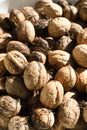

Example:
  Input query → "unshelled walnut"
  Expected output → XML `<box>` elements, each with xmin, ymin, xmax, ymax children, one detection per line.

<box><xmin>43</xmin><ymin>3</ymin><xmax>63</xmax><ymax>18</ymax></box>
<box><xmin>72</xmin><ymin>44</ymin><xmax>87</xmax><ymax>67</ymax></box>
<box><xmin>7</xmin><ymin>40</ymin><xmax>30</xmax><ymax>58</ymax></box>
<box><xmin>5</xmin><ymin>75</ymin><xmax>32</xmax><ymax>99</ymax></box>
<box><xmin>54</xmin><ymin>65</ymin><xmax>76</xmax><ymax>92</ymax></box>
<box><xmin>57</xmin><ymin>98</ymin><xmax>80</xmax><ymax>129</ymax></box>
<box><xmin>77</xmin><ymin>28</ymin><xmax>87</xmax><ymax>44</ymax></box>
<box><xmin>0</xmin><ymin>95</ymin><xmax>21</xmax><ymax>118</ymax></box>
<box><xmin>40</xmin><ymin>80</ymin><xmax>64</xmax><ymax>109</ymax></box>
<box><xmin>16</xmin><ymin>20</ymin><xmax>35</xmax><ymax>43</ymax></box>
<box><xmin>30</xmin><ymin>107</ymin><xmax>55</xmax><ymax>129</ymax></box>
<box><xmin>48</xmin><ymin>17</ymin><xmax>71</xmax><ymax>38</ymax></box>
<box><xmin>4</xmin><ymin>50</ymin><xmax>28</xmax><ymax>74</ymax></box>
<box><xmin>48</xmin><ymin>50</ymin><xmax>71</xmax><ymax>69</ymax></box>
<box><xmin>24</xmin><ymin>61</ymin><xmax>50</xmax><ymax>91</ymax></box>
<box><xmin>20</xmin><ymin>6</ymin><xmax>39</xmax><ymax>24</ymax></box>
<box><xmin>0</xmin><ymin>114</ymin><xmax>10</xmax><ymax>129</ymax></box>
<box><xmin>9</xmin><ymin>9</ymin><xmax>25</xmax><ymax>26</ymax></box>
<box><xmin>8</xmin><ymin>116</ymin><xmax>30</xmax><ymax>130</ymax></box>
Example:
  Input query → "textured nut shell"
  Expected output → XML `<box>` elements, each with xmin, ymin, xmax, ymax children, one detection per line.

<box><xmin>16</xmin><ymin>20</ymin><xmax>35</xmax><ymax>43</ymax></box>
<box><xmin>58</xmin><ymin>98</ymin><xmax>80</xmax><ymax>129</ymax></box>
<box><xmin>77</xmin><ymin>28</ymin><xmax>87</xmax><ymax>44</ymax></box>
<box><xmin>31</xmin><ymin>107</ymin><xmax>55</xmax><ymax>129</ymax></box>
<box><xmin>72</xmin><ymin>44</ymin><xmax>87</xmax><ymax>67</ymax></box>
<box><xmin>75</xmin><ymin>67</ymin><xmax>87</xmax><ymax>92</ymax></box>
<box><xmin>8</xmin><ymin>116</ymin><xmax>29</xmax><ymax>130</ymax></box>
<box><xmin>0</xmin><ymin>114</ymin><xmax>10</xmax><ymax>129</ymax></box>
<box><xmin>54</xmin><ymin>65</ymin><xmax>76</xmax><ymax>92</ymax></box>
<box><xmin>0</xmin><ymin>96</ymin><xmax>21</xmax><ymax>118</ymax></box>
<box><xmin>79</xmin><ymin>6</ymin><xmax>87</xmax><ymax>22</ymax></box>
<box><xmin>4</xmin><ymin>50</ymin><xmax>28</xmax><ymax>74</ymax></box>
<box><xmin>48</xmin><ymin>17</ymin><xmax>71</xmax><ymax>38</ymax></box>
<box><xmin>43</xmin><ymin>3</ymin><xmax>63</xmax><ymax>18</ymax></box>
<box><xmin>24</xmin><ymin>61</ymin><xmax>49</xmax><ymax>91</ymax></box>
<box><xmin>48</xmin><ymin>50</ymin><xmax>70</xmax><ymax>68</ymax></box>
<box><xmin>40</xmin><ymin>80</ymin><xmax>64</xmax><ymax>109</ymax></box>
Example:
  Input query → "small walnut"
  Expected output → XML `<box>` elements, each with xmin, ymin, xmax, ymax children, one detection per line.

<box><xmin>4</xmin><ymin>50</ymin><xmax>28</xmax><ymax>74</ymax></box>
<box><xmin>48</xmin><ymin>17</ymin><xmax>71</xmax><ymax>38</ymax></box>
<box><xmin>77</xmin><ymin>28</ymin><xmax>87</xmax><ymax>44</ymax></box>
<box><xmin>54</xmin><ymin>65</ymin><xmax>76</xmax><ymax>92</ymax></box>
<box><xmin>0</xmin><ymin>95</ymin><xmax>21</xmax><ymax>118</ymax></box>
<box><xmin>72</xmin><ymin>44</ymin><xmax>87</xmax><ymax>67</ymax></box>
<box><xmin>16</xmin><ymin>20</ymin><xmax>35</xmax><ymax>43</ymax></box>
<box><xmin>48</xmin><ymin>50</ymin><xmax>71</xmax><ymax>69</ymax></box>
<box><xmin>43</xmin><ymin>3</ymin><xmax>63</xmax><ymax>18</ymax></box>
<box><xmin>30</xmin><ymin>107</ymin><xmax>55</xmax><ymax>129</ymax></box>
<box><xmin>7</xmin><ymin>40</ymin><xmax>30</xmax><ymax>58</ymax></box>
<box><xmin>40</xmin><ymin>80</ymin><xmax>64</xmax><ymax>109</ymax></box>
<box><xmin>5</xmin><ymin>75</ymin><xmax>32</xmax><ymax>99</ymax></box>
<box><xmin>8</xmin><ymin>116</ymin><xmax>29</xmax><ymax>130</ymax></box>
<box><xmin>75</xmin><ymin>67</ymin><xmax>87</xmax><ymax>92</ymax></box>
<box><xmin>24</xmin><ymin>61</ymin><xmax>50</xmax><ymax>91</ymax></box>
<box><xmin>0</xmin><ymin>114</ymin><xmax>10</xmax><ymax>129</ymax></box>
<box><xmin>20</xmin><ymin>6</ymin><xmax>39</xmax><ymax>25</ymax></box>
<box><xmin>9</xmin><ymin>9</ymin><xmax>25</xmax><ymax>26</ymax></box>
<box><xmin>57</xmin><ymin>98</ymin><xmax>80</xmax><ymax>129</ymax></box>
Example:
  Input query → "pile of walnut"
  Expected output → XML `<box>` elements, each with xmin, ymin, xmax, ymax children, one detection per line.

<box><xmin>0</xmin><ymin>0</ymin><xmax>87</xmax><ymax>130</ymax></box>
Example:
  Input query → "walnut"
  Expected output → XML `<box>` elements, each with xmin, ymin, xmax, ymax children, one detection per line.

<box><xmin>72</xmin><ymin>44</ymin><xmax>87</xmax><ymax>67</ymax></box>
<box><xmin>23</xmin><ymin>61</ymin><xmax>51</xmax><ymax>91</ymax></box>
<box><xmin>48</xmin><ymin>17</ymin><xmax>71</xmax><ymax>38</ymax></box>
<box><xmin>16</xmin><ymin>20</ymin><xmax>35</xmax><ymax>43</ymax></box>
<box><xmin>54</xmin><ymin>65</ymin><xmax>76</xmax><ymax>92</ymax></box>
<box><xmin>40</xmin><ymin>80</ymin><xmax>64</xmax><ymax>109</ymax></box>
<box><xmin>4</xmin><ymin>50</ymin><xmax>28</xmax><ymax>74</ymax></box>
<box><xmin>30</xmin><ymin>107</ymin><xmax>55</xmax><ymax>129</ymax></box>
<box><xmin>0</xmin><ymin>95</ymin><xmax>21</xmax><ymax>118</ymax></box>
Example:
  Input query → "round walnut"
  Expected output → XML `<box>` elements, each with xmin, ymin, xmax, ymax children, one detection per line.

<box><xmin>9</xmin><ymin>9</ymin><xmax>25</xmax><ymax>26</ymax></box>
<box><xmin>7</xmin><ymin>40</ymin><xmax>30</xmax><ymax>58</ymax></box>
<box><xmin>43</xmin><ymin>3</ymin><xmax>63</xmax><ymax>18</ymax></box>
<box><xmin>30</xmin><ymin>107</ymin><xmax>55</xmax><ymax>129</ymax></box>
<box><xmin>57</xmin><ymin>98</ymin><xmax>80</xmax><ymax>129</ymax></box>
<box><xmin>16</xmin><ymin>20</ymin><xmax>35</xmax><ymax>43</ymax></box>
<box><xmin>8</xmin><ymin>116</ymin><xmax>29</xmax><ymax>130</ymax></box>
<box><xmin>54</xmin><ymin>65</ymin><xmax>76</xmax><ymax>92</ymax></box>
<box><xmin>48</xmin><ymin>50</ymin><xmax>71</xmax><ymax>69</ymax></box>
<box><xmin>40</xmin><ymin>80</ymin><xmax>64</xmax><ymax>109</ymax></box>
<box><xmin>5</xmin><ymin>75</ymin><xmax>32</xmax><ymax>99</ymax></box>
<box><xmin>77</xmin><ymin>28</ymin><xmax>87</xmax><ymax>44</ymax></box>
<box><xmin>75</xmin><ymin>67</ymin><xmax>87</xmax><ymax>93</ymax></box>
<box><xmin>4</xmin><ymin>50</ymin><xmax>28</xmax><ymax>74</ymax></box>
<box><xmin>72</xmin><ymin>44</ymin><xmax>87</xmax><ymax>67</ymax></box>
<box><xmin>24</xmin><ymin>61</ymin><xmax>50</xmax><ymax>91</ymax></box>
<box><xmin>20</xmin><ymin>6</ymin><xmax>39</xmax><ymax>24</ymax></box>
<box><xmin>0</xmin><ymin>114</ymin><xmax>10</xmax><ymax>129</ymax></box>
<box><xmin>63</xmin><ymin>5</ymin><xmax>78</xmax><ymax>21</ymax></box>
<box><xmin>48</xmin><ymin>17</ymin><xmax>71</xmax><ymax>38</ymax></box>
<box><xmin>0</xmin><ymin>95</ymin><xmax>21</xmax><ymax>118</ymax></box>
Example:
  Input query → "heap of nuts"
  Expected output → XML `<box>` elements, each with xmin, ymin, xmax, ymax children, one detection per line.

<box><xmin>0</xmin><ymin>0</ymin><xmax>87</xmax><ymax>130</ymax></box>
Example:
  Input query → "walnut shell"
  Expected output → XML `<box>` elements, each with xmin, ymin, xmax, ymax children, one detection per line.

<box><xmin>7</xmin><ymin>40</ymin><xmax>30</xmax><ymax>58</ymax></box>
<box><xmin>54</xmin><ymin>65</ymin><xmax>76</xmax><ymax>92</ymax></box>
<box><xmin>5</xmin><ymin>75</ymin><xmax>32</xmax><ymax>99</ymax></box>
<box><xmin>20</xmin><ymin>6</ymin><xmax>39</xmax><ymax>24</ymax></box>
<box><xmin>24</xmin><ymin>61</ymin><xmax>50</xmax><ymax>91</ymax></box>
<box><xmin>40</xmin><ymin>80</ymin><xmax>64</xmax><ymax>109</ymax></box>
<box><xmin>0</xmin><ymin>95</ymin><xmax>21</xmax><ymax>118</ymax></box>
<box><xmin>10</xmin><ymin>9</ymin><xmax>25</xmax><ymax>26</ymax></box>
<box><xmin>57</xmin><ymin>98</ymin><xmax>80</xmax><ymax>129</ymax></box>
<box><xmin>31</xmin><ymin>107</ymin><xmax>55</xmax><ymax>129</ymax></box>
<box><xmin>43</xmin><ymin>3</ymin><xmax>63</xmax><ymax>18</ymax></box>
<box><xmin>4</xmin><ymin>50</ymin><xmax>28</xmax><ymax>74</ymax></box>
<box><xmin>48</xmin><ymin>17</ymin><xmax>71</xmax><ymax>38</ymax></box>
<box><xmin>72</xmin><ymin>44</ymin><xmax>87</xmax><ymax>67</ymax></box>
<box><xmin>48</xmin><ymin>50</ymin><xmax>71</xmax><ymax>69</ymax></box>
<box><xmin>8</xmin><ymin>116</ymin><xmax>29</xmax><ymax>130</ymax></box>
<box><xmin>16</xmin><ymin>20</ymin><xmax>35</xmax><ymax>43</ymax></box>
